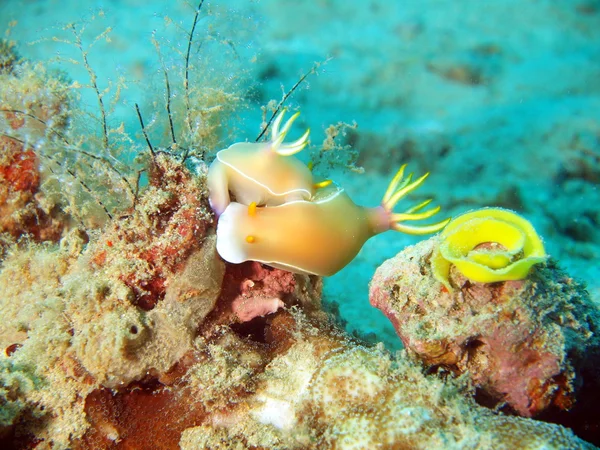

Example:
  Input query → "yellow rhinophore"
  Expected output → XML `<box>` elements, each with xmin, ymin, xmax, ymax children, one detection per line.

<box><xmin>207</xmin><ymin>109</ymin><xmax>312</xmax><ymax>215</ymax></box>
<box><xmin>216</xmin><ymin>165</ymin><xmax>450</xmax><ymax>276</ymax></box>
<box><xmin>431</xmin><ymin>208</ymin><xmax>547</xmax><ymax>291</ymax></box>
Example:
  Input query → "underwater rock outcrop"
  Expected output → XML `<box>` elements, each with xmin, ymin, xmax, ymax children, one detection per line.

<box><xmin>0</xmin><ymin>152</ymin><xmax>596</xmax><ymax>449</ymax></box>
<box><xmin>370</xmin><ymin>235</ymin><xmax>600</xmax><ymax>441</ymax></box>
<box><xmin>0</xmin><ymin>44</ymin><xmax>71</xmax><ymax>246</ymax></box>
<box><xmin>0</xmin><ymin>154</ymin><xmax>223</xmax><ymax>444</ymax></box>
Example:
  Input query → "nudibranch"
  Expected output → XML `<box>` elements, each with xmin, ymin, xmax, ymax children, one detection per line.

<box><xmin>431</xmin><ymin>207</ymin><xmax>547</xmax><ymax>291</ymax></box>
<box><xmin>216</xmin><ymin>165</ymin><xmax>450</xmax><ymax>276</ymax></box>
<box><xmin>208</xmin><ymin>110</ymin><xmax>312</xmax><ymax>215</ymax></box>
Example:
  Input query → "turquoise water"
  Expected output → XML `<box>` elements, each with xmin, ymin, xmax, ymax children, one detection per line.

<box><xmin>1</xmin><ymin>0</ymin><xmax>598</xmax><ymax>350</ymax></box>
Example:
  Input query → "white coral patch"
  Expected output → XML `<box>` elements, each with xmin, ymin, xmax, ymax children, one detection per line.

<box><xmin>252</xmin><ymin>396</ymin><xmax>295</xmax><ymax>430</ymax></box>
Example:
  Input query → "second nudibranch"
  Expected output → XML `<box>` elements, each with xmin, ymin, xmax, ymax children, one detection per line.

<box><xmin>217</xmin><ymin>165</ymin><xmax>450</xmax><ymax>276</ymax></box>
<box><xmin>208</xmin><ymin>110</ymin><xmax>312</xmax><ymax>216</ymax></box>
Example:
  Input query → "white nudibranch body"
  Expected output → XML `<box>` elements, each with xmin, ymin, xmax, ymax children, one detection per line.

<box><xmin>217</xmin><ymin>184</ymin><xmax>377</xmax><ymax>276</ymax></box>
<box><xmin>216</xmin><ymin>168</ymin><xmax>450</xmax><ymax>277</ymax></box>
<box><xmin>208</xmin><ymin>110</ymin><xmax>312</xmax><ymax>216</ymax></box>
<box><xmin>209</xmin><ymin>110</ymin><xmax>449</xmax><ymax>277</ymax></box>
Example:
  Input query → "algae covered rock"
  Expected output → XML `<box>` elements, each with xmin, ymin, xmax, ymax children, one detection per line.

<box><xmin>0</xmin><ymin>39</ymin><xmax>19</xmax><ymax>73</ymax></box>
<box><xmin>177</xmin><ymin>309</ymin><xmax>594</xmax><ymax>450</ymax></box>
<box><xmin>370</xmin><ymin>236</ymin><xmax>600</xmax><ymax>440</ymax></box>
<box><xmin>2</xmin><ymin>209</ymin><xmax>595</xmax><ymax>448</ymax></box>
<box><xmin>0</xmin><ymin>358</ymin><xmax>43</xmax><ymax>442</ymax></box>
<box><xmin>0</xmin><ymin>49</ymin><xmax>72</xmax><ymax>244</ymax></box>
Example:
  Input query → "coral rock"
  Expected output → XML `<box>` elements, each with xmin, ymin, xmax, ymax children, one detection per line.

<box><xmin>0</xmin><ymin>135</ymin><xmax>64</xmax><ymax>243</ymax></box>
<box><xmin>370</xmin><ymin>237</ymin><xmax>600</xmax><ymax>425</ymax></box>
<box><xmin>0</xmin><ymin>53</ymin><xmax>72</xmax><ymax>244</ymax></box>
<box><xmin>89</xmin><ymin>154</ymin><xmax>212</xmax><ymax>311</ymax></box>
<box><xmin>232</xmin><ymin>296</ymin><xmax>285</xmax><ymax>323</ymax></box>
<box><xmin>207</xmin><ymin>260</ymin><xmax>322</xmax><ymax>329</ymax></box>
<box><xmin>0</xmin><ymin>221</ymin><xmax>596</xmax><ymax>448</ymax></box>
